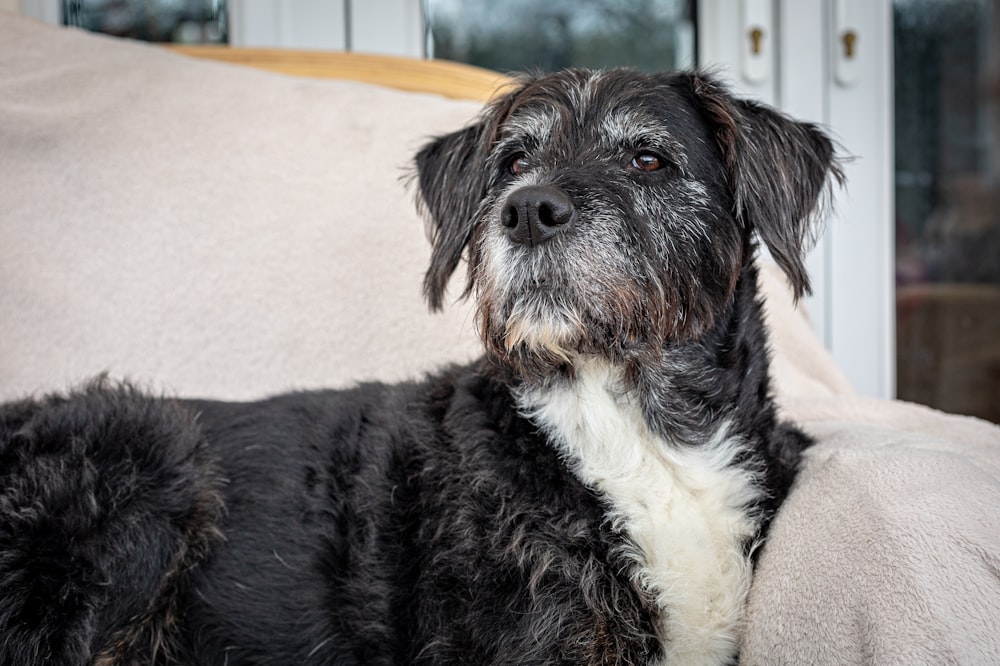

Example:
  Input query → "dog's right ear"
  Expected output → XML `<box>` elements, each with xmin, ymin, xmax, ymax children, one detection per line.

<box><xmin>415</xmin><ymin>122</ymin><xmax>491</xmax><ymax>311</ymax></box>
<box><xmin>683</xmin><ymin>71</ymin><xmax>842</xmax><ymax>300</ymax></box>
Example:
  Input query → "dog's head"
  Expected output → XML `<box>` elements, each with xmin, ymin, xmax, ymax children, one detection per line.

<box><xmin>415</xmin><ymin>69</ymin><xmax>840</xmax><ymax>372</ymax></box>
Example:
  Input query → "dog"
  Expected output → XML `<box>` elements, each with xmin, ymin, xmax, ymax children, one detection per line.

<box><xmin>0</xmin><ymin>68</ymin><xmax>839</xmax><ymax>665</ymax></box>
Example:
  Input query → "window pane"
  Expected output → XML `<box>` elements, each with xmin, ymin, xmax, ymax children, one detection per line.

<box><xmin>894</xmin><ymin>0</ymin><xmax>1000</xmax><ymax>423</ymax></box>
<box><xmin>424</xmin><ymin>0</ymin><xmax>695</xmax><ymax>73</ymax></box>
<box><xmin>63</xmin><ymin>0</ymin><xmax>228</xmax><ymax>44</ymax></box>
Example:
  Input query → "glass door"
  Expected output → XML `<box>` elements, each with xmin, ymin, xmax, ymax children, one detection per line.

<box><xmin>62</xmin><ymin>0</ymin><xmax>228</xmax><ymax>43</ymax></box>
<box><xmin>423</xmin><ymin>0</ymin><xmax>696</xmax><ymax>73</ymax></box>
<box><xmin>894</xmin><ymin>0</ymin><xmax>1000</xmax><ymax>423</ymax></box>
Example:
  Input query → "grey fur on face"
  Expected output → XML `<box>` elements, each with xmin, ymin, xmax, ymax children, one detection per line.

<box><xmin>418</xmin><ymin>68</ymin><xmax>841</xmax><ymax>383</ymax></box>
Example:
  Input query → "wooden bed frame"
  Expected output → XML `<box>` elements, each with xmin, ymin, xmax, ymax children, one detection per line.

<box><xmin>166</xmin><ymin>46</ymin><xmax>512</xmax><ymax>102</ymax></box>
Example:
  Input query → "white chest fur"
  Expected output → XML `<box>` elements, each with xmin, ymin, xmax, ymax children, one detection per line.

<box><xmin>516</xmin><ymin>360</ymin><xmax>763</xmax><ymax>666</ymax></box>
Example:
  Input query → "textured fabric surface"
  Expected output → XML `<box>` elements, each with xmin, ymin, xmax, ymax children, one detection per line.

<box><xmin>2</xmin><ymin>13</ymin><xmax>999</xmax><ymax>664</ymax></box>
<box><xmin>0</xmin><ymin>13</ymin><xmax>481</xmax><ymax>400</ymax></box>
<box><xmin>750</xmin><ymin>266</ymin><xmax>1000</xmax><ymax>664</ymax></box>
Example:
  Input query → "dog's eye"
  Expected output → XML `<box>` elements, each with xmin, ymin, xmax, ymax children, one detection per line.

<box><xmin>509</xmin><ymin>153</ymin><xmax>530</xmax><ymax>176</ymax></box>
<box><xmin>630</xmin><ymin>152</ymin><xmax>665</xmax><ymax>172</ymax></box>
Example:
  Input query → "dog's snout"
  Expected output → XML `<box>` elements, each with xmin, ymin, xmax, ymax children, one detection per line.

<box><xmin>501</xmin><ymin>186</ymin><xmax>576</xmax><ymax>247</ymax></box>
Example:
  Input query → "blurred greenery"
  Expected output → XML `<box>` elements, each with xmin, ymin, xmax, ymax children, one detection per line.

<box><xmin>425</xmin><ymin>0</ymin><xmax>694</xmax><ymax>74</ymax></box>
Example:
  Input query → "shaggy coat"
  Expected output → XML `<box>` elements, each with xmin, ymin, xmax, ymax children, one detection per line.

<box><xmin>0</xmin><ymin>69</ymin><xmax>839</xmax><ymax>665</ymax></box>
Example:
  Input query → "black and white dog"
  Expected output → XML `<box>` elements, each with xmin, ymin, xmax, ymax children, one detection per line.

<box><xmin>0</xmin><ymin>69</ymin><xmax>839</xmax><ymax>665</ymax></box>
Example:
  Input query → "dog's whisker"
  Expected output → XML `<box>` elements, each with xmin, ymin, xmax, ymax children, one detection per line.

<box><xmin>305</xmin><ymin>636</ymin><xmax>333</xmax><ymax>658</ymax></box>
<box><xmin>272</xmin><ymin>550</ymin><xmax>295</xmax><ymax>571</ymax></box>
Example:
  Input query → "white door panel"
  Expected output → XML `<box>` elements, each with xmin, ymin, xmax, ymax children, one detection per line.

<box><xmin>826</xmin><ymin>0</ymin><xmax>894</xmax><ymax>398</ymax></box>
<box><xmin>700</xmin><ymin>0</ymin><xmax>894</xmax><ymax>398</ymax></box>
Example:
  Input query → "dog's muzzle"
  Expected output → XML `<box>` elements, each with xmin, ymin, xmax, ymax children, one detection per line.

<box><xmin>501</xmin><ymin>185</ymin><xmax>577</xmax><ymax>247</ymax></box>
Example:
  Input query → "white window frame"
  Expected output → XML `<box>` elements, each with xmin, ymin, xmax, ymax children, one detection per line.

<box><xmin>700</xmin><ymin>0</ymin><xmax>895</xmax><ymax>399</ymax></box>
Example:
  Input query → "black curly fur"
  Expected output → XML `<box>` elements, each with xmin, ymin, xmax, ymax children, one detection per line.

<box><xmin>0</xmin><ymin>380</ymin><xmax>222</xmax><ymax>666</ymax></box>
<box><xmin>0</xmin><ymin>68</ymin><xmax>838</xmax><ymax>665</ymax></box>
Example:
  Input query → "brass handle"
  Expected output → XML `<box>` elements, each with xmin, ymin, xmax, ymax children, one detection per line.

<box><xmin>842</xmin><ymin>30</ymin><xmax>858</xmax><ymax>58</ymax></box>
<box><xmin>749</xmin><ymin>27</ymin><xmax>765</xmax><ymax>55</ymax></box>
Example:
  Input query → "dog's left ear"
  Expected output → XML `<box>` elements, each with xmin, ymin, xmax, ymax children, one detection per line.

<box><xmin>685</xmin><ymin>73</ymin><xmax>842</xmax><ymax>299</ymax></box>
<box><xmin>414</xmin><ymin>122</ymin><xmax>491</xmax><ymax>311</ymax></box>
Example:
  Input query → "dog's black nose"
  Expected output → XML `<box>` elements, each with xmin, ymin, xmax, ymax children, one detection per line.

<box><xmin>501</xmin><ymin>186</ymin><xmax>576</xmax><ymax>247</ymax></box>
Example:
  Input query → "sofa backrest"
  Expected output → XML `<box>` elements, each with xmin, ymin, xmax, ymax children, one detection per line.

<box><xmin>1</xmin><ymin>15</ymin><xmax>483</xmax><ymax>400</ymax></box>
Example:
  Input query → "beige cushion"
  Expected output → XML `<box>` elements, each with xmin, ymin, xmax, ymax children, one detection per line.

<box><xmin>1</xmin><ymin>14</ymin><xmax>480</xmax><ymax>400</ymax></box>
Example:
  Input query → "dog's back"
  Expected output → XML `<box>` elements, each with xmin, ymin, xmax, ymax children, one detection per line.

<box><xmin>1</xmin><ymin>368</ymin><xmax>663</xmax><ymax>665</ymax></box>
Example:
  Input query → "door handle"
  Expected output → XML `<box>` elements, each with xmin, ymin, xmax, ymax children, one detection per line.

<box><xmin>834</xmin><ymin>0</ymin><xmax>860</xmax><ymax>85</ymax></box>
<box><xmin>842</xmin><ymin>30</ymin><xmax>858</xmax><ymax>58</ymax></box>
<box><xmin>741</xmin><ymin>0</ymin><xmax>771</xmax><ymax>84</ymax></box>
<box><xmin>749</xmin><ymin>26</ymin><xmax>765</xmax><ymax>55</ymax></box>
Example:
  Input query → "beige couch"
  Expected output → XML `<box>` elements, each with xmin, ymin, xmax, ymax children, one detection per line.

<box><xmin>3</xmin><ymin>13</ymin><xmax>999</xmax><ymax>664</ymax></box>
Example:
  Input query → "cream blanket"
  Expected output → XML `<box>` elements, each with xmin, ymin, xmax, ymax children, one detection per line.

<box><xmin>2</xmin><ymin>13</ymin><xmax>998</xmax><ymax>663</ymax></box>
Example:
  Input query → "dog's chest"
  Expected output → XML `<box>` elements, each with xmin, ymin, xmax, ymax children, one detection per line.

<box><xmin>517</xmin><ymin>362</ymin><xmax>762</xmax><ymax>666</ymax></box>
